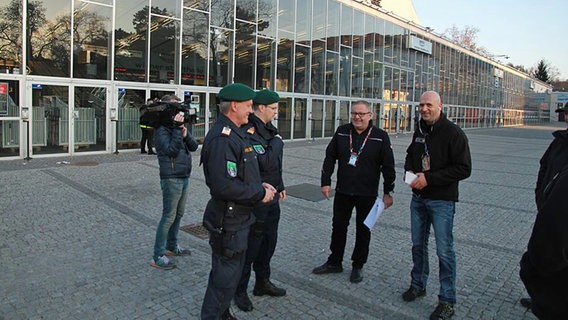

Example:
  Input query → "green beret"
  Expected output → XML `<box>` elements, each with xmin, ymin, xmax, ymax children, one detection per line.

<box><xmin>254</xmin><ymin>89</ymin><xmax>280</xmax><ymax>105</ymax></box>
<box><xmin>218</xmin><ymin>83</ymin><xmax>256</xmax><ymax>102</ymax></box>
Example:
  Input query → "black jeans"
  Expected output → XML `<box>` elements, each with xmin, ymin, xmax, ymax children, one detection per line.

<box><xmin>327</xmin><ymin>192</ymin><xmax>375</xmax><ymax>269</ymax></box>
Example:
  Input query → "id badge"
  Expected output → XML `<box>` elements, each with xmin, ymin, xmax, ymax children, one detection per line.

<box><xmin>348</xmin><ymin>153</ymin><xmax>359</xmax><ymax>167</ymax></box>
<box><xmin>421</xmin><ymin>154</ymin><xmax>430</xmax><ymax>171</ymax></box>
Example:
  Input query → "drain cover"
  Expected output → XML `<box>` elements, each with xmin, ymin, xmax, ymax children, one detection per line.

<box><xmin>69</xmin><ymin>161</ymin><xmax>99</xmax><ymax>166</ymax></box>
<box><xmin>180</xmin><ymin>223</ymin><xmax>209</xmax><ymax>239</ymax></box>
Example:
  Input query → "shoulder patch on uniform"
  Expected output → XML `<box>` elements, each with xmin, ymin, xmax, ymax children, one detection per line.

<box><xmin>221</xmin><ymin>126</ymin><xmax>232</xmax><ymax>136</ymax></box>
<box><xmin>246</xmin><ymin>127</ymin><xmax>255</xmax><ymax>134</ymax></box>
<box><xmin>244</xmin><ymin>146</ymin><xmax>254</xmax><ymax>153</ymax></box>
<box><xmin>227</xmin><ymin>161</ymin><xmax>237</xmax><ymax>177</ymax></box>
<box><xmin>253</xmin><ymin>144</ymin><xmax>266</xmax><ymax>154</ymax></box>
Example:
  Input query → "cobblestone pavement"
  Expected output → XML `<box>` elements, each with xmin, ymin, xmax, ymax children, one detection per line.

<box><xmin>2</xmin><ymin>122</ymin><xmax>563</xmax><ymax>320</ymax></box>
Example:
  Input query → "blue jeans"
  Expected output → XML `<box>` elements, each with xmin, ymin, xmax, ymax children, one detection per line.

<box><xmin>153</xmin><ymin>178</ymin><xmax>189</xmax><ymax>259</ymax></box>
<box><xmin>410</xmin><ymin>195</ymin><xmax>456</xmax><ymax>305</ymax></box>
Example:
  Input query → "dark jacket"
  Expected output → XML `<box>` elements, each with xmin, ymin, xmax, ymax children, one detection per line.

<box><xmin>155</xmin><ymin>125</ymin><xmax>199</xmax><ymax>179</ymax></box>
<box><xmin>201</xmin><ymin>114</ymin><xmax>265</xmax><ymax>231</ymax></box>
<box><xmin>404</xmin><ymin>113</ymin><xmax>471</xmax><ymax>201</ymax></box>
<box><xmin>520</xmin><ymin>166</ymin><xmax>568</xmax><ymax>320</ymax></box>
<box><xmin>244</xmin><ymin>114</ymin><xmax>285</xmax><ymax>194</ymax></box>
<box><xmin>321</xmin><ymin>121</ymin><xmax>395</xmax><ymax>197</ymax></box>
<box><xmin>535</xmin><ymin>129</ymin><xmax>568</xmax><ymax>209</ymax></box>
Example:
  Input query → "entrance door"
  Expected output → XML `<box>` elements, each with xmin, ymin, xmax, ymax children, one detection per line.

<box><xmin>74</xmin><ymin>86</ymin><xmax>107</xmax><ymax>152</ymax></box>
<box><xmin>0</xmin><ymin>79</ymin><xmax>21</xmax><ymax>158</ymax></box>
<box><xmin>30</xmin><ymin>84</ymin><xmax>69</xmax><ymax>155</ymax></box>
<box><xmin>382</xmin><ymin>103</ymin><xmax>396</xmax><ymax>133</ymax></box>
<box><xmin>311</xmin><ymin>99</ymin><xmax>324</xmax><ymax>139</ymax></box>
<box><xmin>116</xmin><ymin>88</ymin><xmax>146</xmax><ymax>151</ymax></box>
<box><xmin>324</xmin><ymin>100</ymin><xmax>336</xmax><ymax>137</ymax></box>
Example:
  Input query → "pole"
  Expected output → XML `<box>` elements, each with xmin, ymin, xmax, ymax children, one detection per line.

<box><xmin>24</xmin><ymin>120</ymin><xmax>32</xmax><ymax>160</ymax></box>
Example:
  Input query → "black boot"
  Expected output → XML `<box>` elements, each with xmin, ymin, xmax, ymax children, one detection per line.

<box><xmin>253</xmin><ymin>278</ymin><xmax>286</xmax><ymax>297</ymax></box>
<box><xmin>221</xmin><ymin>308</ymin><xmax>238</xmax><ymax>320</ymax></box>
<box><xmin>234</xmin><ymin>291</ymin><xmax>253</xmax><ymax>312</ymax></box>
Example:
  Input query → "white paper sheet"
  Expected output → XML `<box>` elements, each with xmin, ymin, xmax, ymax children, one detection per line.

<box><xmin>364</xmin><ymin>198</ymin><xmax>385</xmax><ymax>230</ymax></box>
<box><xmin>405</xmin><ymin>171</ymin><xmax>418</xmax><ymax>185</ymax></box>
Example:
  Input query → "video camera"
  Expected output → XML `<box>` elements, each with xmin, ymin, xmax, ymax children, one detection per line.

<box><xmin>140</xmin><ymin>100</ymin><xmax>199</xmax><ymax>128</ymax></box>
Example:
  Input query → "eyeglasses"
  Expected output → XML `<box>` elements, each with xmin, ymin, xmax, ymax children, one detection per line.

<box><xmin>350</xmin><ymin>112</ymin><xmax>371</xmax><ymax>118</ymax></box>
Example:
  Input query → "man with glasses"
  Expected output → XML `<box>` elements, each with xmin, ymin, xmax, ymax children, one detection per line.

<box><xmin>312</xmin><ymin>100</ymin><xmax>395</xmax><ymax>283</ymax></box>
<box><xmin>234</xmin><ymin>89</ymin><xmax>287</xmax><ymax>312</ymax></box>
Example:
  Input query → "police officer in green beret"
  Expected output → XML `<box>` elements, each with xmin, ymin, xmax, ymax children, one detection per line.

<box><xmin>234</xmin><ymin>89</ymin><xmax>287</xmax><ymax>312</ymax></box>
<box><xmin>200</xmin><ymin>83</ymin><xmax>277</xmax><ymax>320</ymax></box>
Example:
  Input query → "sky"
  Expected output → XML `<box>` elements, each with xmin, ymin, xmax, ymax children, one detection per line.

<box><xmin>413</xmin><ymin>0</ymin><xmax>568</xmax><ymax>80</ymax></box>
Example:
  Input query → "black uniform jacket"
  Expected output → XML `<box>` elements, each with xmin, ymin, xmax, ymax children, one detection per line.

<box><xmin>201</xmin><ymin>114</ymin><xmax>265</xmax><ymax>231</ymax></box>
<box><xmin>244</xmin><ymin>114</ymin><xmax>285</xmax><ymax>195</ymax></box>
<box><xmin>520</xmin><ymin>165</ymin><xmax>568</xmax><ymax>319</ymax></box>
<box><xmin>404</xmin><ymin>113</ymin><xmax>471</xmax><ymax>201</ymax></box>
<box><xmin>321</xmin><ymin>121</ymin><xmax>395</xmax><ymax>197</ymax></box>
<box><xmin>535</xmin><ymin>129</ymin><xmax>568</xmax><ymax>209</ymax></box>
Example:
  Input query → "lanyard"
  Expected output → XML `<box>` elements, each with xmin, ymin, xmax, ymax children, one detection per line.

<box><xmin>349</xmin><ymin>127</ymin><xmax>373</xmax><ymax>155</ymax></box>
<box><xmin>418</xmin><ymin>123</ymin><xmax>429</xmax><ymax>156</ymax></box>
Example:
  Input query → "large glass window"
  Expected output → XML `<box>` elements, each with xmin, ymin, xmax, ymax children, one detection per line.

<box><xmin>73</xmin><ymin>1</ymin><xmax>112</xmax><ymax>80</ymax></box>
<box><xmin>294</xmin><ymin>45</ymin><xmax>310</xmax><ymax>93</ymax></box>
<box><xmin>296</xmin><ymin>0</ymin><xmax>311</xmax><ymax>44</ymax></box>
<box><xmin>236</xmin><ymin>0</ymin><xmax>257</xmax><ymax>22</ymax></box>
<box><xmin>256</xmin><ymin>37</ymin><xmax>276</xmax><ymax>89</ymax></box>
<box><xmin>352</xmin><ymin>10</ymin><xmax>364</xmax><ymax>58</ymax></box>
<box><xmin>327</xmin><ymin>1</ymin><xmax>339</xmax><ymax>52</ymax></box>
<box><xmin>181</xmin><ymin>8</ymin><xmax>209</xmax><ymax>86</ymax></box>
<box><xmin>184</xmin><ymin>0</ymin><xmax>210</xmax><ymax>11</ymax></box>
<box><xmin>352</xmin><ymin>57</ymin><xmax>363</xmax><ymax>97</ymax></box>
<box><xmin>152</xmin><ymin>0</ymin><xmax>181</xmax><ymax>16</ymax></box>
<box><xmin>276</xmin><ymin>37</ymin><xmax>293</xmax><ymax>92</ymax></box>
<box><xmin>374</xmin><ymin>17</ymin><xmax>385</xmax><ymax>63</ymax></box>
<box><xmin>0</xmin><ymin>0</ymin><xmax>22</xmax><ymax>74</ymax></box>
<box><xmin>278</xmin><ymin>0</ymin><xmax>294</xmax><ymax>33</ymax></box>
<box><xmin>340</xmin><ymin>5</ymin><xmax>352</xmax><ymax>48</ymax></box>
<box><xmin>114</xmin><ymin>0</ymin><xmax>147</xmax><ymax>82</ymax></box>
<box><xmin>27</xmin><ymin>0</ymin><xmax>71</xmax><ymax>77</ymax></box>
<box><xmin>311</xmin><ymin>40</ymin><xmax>325</xmax><ymax>95</ymax></box>
<box><xmin>312</xmin><ymin>0</ymin><xmax>326</xmax><ymax>41</ymax></box>
<box><xmin>325</xmin><ymin>51</ymin><xmax>338</xmax><ymax>95</ymax></box>
<box><xmin>211</xmin><ymin>0</ymin><xmax>234</xmax><ymax>29</ymax></box>
<box><xmin>209</xmin><ymin>27</ymin><xmax>234</xmax><ymax>87</ymax></box>
<box><xmin>258</xmin><ymin>0</ymin><xmax>277</xmax><ymax>39</ymax></box>
<box><xmin>339</xmin><ymin>46</ymin><xmax>351</xmax><ymax>96</ymax></box>
<box><xmin>149</xmin><ymin>13</ymin><xmax>180</xmax><ymax>84</ymax></box>
<box><xmin>234</xmin><ymin>21</ymin><xmax>255</xmax><ymax>87</ymax></box>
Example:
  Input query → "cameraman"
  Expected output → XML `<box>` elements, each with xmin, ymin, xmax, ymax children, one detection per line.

<box><xmin>150</xmin><ymin>95</ymin><xmax>199</xmax><ymax>270</ymax></box>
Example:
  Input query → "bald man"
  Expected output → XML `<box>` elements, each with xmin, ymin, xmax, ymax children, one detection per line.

<box><xmin>402</xmin><ymin>91</ymin><xmax>471</xmax><ymax>320</ymax></box>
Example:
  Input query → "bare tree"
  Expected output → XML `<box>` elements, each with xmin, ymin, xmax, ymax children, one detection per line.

<box><xmin>442</xmin><ymin>24</ymin><xmax>488</xmax><ymax>55</ymax></box>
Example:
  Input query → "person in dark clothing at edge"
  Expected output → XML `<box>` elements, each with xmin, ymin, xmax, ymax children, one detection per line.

<box><xmin>150</xmin><ymin>95</ymin><xmax>199</xmax><ymax>269</ymax></box>
<box><xmin>402</xmin><ymin>91</ymin><xmax>471</xmax><ymax>320</ymax></box>
<box><xmin>200</xmin><ymin>83</ymin><xmax>277</xmax><ymax>320</ymax></box>
<box><xmin>140</xmin><ymin>98</ymin><xmax>156</xmax><ymax>154</ymax></box>
<box><xmin>519</xmin><ymin>102</ymin><xmax>568</xmax><ymax>318</ymax></box>
<box><xmin>312</xmin><ymin>100</ymin><xmax>396</xmax><ymax>284</ymax></box>
<box><xmin>234</xmin><ymin>89</ymin><xmax>287</xmax><ymax>312</ymax></box>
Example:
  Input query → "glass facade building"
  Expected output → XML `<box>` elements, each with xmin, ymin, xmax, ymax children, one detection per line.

<box><xmin>0</xmin><ymin>0</ymin><xmax>552</xmax><ymax>159</ymax></box>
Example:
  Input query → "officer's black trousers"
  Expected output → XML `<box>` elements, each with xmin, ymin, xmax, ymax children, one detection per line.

<box><xmin>140</xmin><ymin>128</ymin><xmax>154</xmax><ymax>152</ymax></box>
<box><xmin>201</xmin><ymin>227</ymin><xmax>249</xmax><ymax>320</ymax></box>
<box><xmin>236</xmin><ymin>201</ymin><xmax>281</xmax><ymax>293</ymax></box>
<box><xmin>327</xmin><ymin>192</ymin><xmax>375</xmax><ymax>269</ymax></box>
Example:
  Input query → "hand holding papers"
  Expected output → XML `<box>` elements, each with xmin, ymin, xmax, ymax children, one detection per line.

<box><xmin>364</xmin><ymin>198</ymin><xmax>385</xmax><ymax>230</ymax></box>
<box><xmin>405</xmin><ymin>171</ymin><xmax>418</xmax><ymax>185</ymax></box>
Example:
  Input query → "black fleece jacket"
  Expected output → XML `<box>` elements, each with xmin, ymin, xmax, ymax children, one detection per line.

<box><xmin>404</xmin><ymin>113</ymin><xmax>471</xmax><ymax>201</ymax></box>
<box><xmin>321</xmin><ymin>122</ymin><xmax>395</xmax><ymax>197</ymax></box>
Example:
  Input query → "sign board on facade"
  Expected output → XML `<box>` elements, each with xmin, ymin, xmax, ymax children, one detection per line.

<box><xmin>0</xmin><ymin>83</ymin><xmax>7</xmax><ymax>115</ymax></box>
<box><xmin>408</xmin><ymin>35</ymin><xmax>432</xmax><ymax>55</ymax></box>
